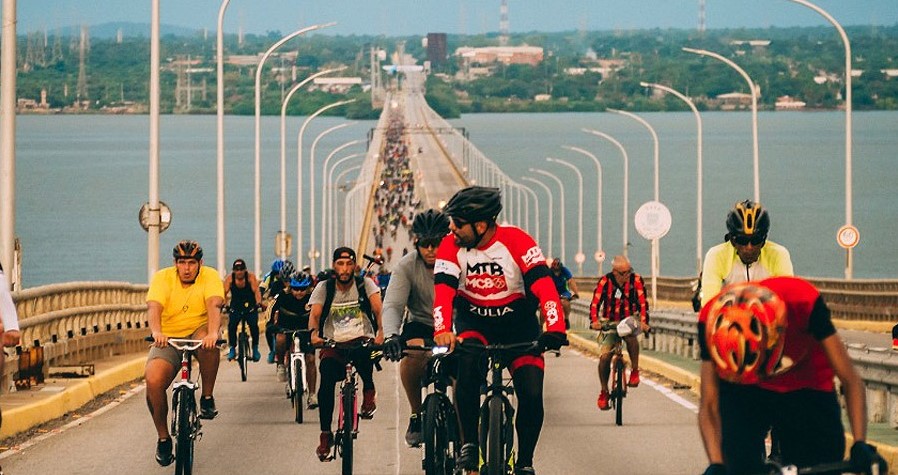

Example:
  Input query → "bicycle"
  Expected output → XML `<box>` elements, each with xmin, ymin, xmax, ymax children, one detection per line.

<box><xmin>223</xmin><ymin>305</ymin><xmax>257</xmax><ymax>382</ymax></box>
<box><xmin>598</xmin><ymin>320</ymin><xmax>629</xmax><ymax>426</ymax></box>
<box><xmin>145</xmin><ymin>336</ymin><xmax>224</xmax><ymax>475</ymax></box>
<box><xmin>405</xmin><ymin>344</ymin><xmax>459</xmax><ymax>475</ymax></box>
<box><xmin>319</xmin><ymin>339</ymin><xmax>384</xmax><ymax>475</ymax></box>
<box><xmin>279</xmin><ymin>328</ymin><xmax>313</xmax><ymax>424</ymax></box>
<box><xmin>457</xmin><ymin>340</ymin><xmax>540</xmax><ymax>475</ymax></box>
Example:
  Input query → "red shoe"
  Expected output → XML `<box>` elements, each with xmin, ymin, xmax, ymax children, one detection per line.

<box><xmin>597</xmin><ymin>390</ymin><xmax>610</xmax><ymax>411</ymax></box>
<box><xmin>316</xmin><ymin>431</ymin><xmax>333</xmax><ymax>461</ymax></box>
<box><xmin>360</xmin><ymin>389</ymin><xmax>377</xmax><ymax>419</ymax></box>
<box><xmin>893</xmin><ymin>338</ymin><xmax>898</xmax><ymax>351</ymax></box>
<box><xmin>628</xmin><ymin>369</ymin><xmax>640</xmax><ymax>387</ymax></box>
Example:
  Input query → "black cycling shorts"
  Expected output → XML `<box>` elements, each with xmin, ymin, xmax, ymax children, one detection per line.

<box><xmin>401</xmin><ymin>321</ymin><xmax>433</xmax><ymax>342</ymax></box>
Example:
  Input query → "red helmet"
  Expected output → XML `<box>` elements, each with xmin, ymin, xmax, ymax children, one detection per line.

<box><xmin>704</xmin><ymin>282</ymin><xmax>787</xmax><ymax>384</ymax></box>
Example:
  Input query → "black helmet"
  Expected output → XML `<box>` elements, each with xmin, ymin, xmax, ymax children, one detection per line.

<box><xmin>443</xmin><ymin>186</ymin><xmax>502</xmax><ymax>223</ymax></box>
<box><xmin>412</xmin><ymin>209</ymin><xmax>450</xmax><ymax>239</ymax></box>
<box><xmin>279</xmin><ymin>260</ymin><xmax>296</xmax><ymax>281</ymax></box>
<box><xmin>173</xmin><ymin>240</ymin><xmax>203</xmax><ymax>260</ymax></box>
<box><xmin>726</xmin><ymin>200</ymin><xmax>770</xmax><ymax>237</ymax></box>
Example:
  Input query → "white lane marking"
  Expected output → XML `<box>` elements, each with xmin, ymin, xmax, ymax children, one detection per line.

<box><xmin>0</xmin><ymin>383</ymin><xmax>147</xmax><ymax>459</ymax></box>
<box><xmin>641</xmin><ymin>378</ymin><xmax>699</xmax><ymax>413</ymax></box>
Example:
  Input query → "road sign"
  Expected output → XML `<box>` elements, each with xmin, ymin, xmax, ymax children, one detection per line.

<box><xmin>594</xmin><ymin>251</ymin><xmax>606</xmax><ymax>263</ymax></box>
<box><xmin>138</xmin><ymin>201</ymin><xmax>171</xmax><ymax>232</ymax></box>
<box><xmin>574</xmin><ymin>252</ymin><xmax>586</xmax><ymax>264</ymax></box>
<box><xmin>634</xmin><ymin>201</ymin><xmax>672</xmax><ymax>240</ymax></box>
<box><xmin>275</xmin><ymin>232</ymin><xmax>292</xmax><ymax>257</ymax></box>
<box><xmin>837</xmin><ymin>225</ymin><xmax>860</xmax><ymax>249</ymax></box>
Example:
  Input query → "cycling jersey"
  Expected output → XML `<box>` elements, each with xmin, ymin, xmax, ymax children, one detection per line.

<box><xmin>432</xmin><ymin>224</ymin><xmax>565</xmax><ymax>336</ymax></box>
<box><xmin>700</xmin><ymin>240</ymin><xmax>793</xmax><ymax>306</ymax></box>
<box><xmin>550</xmin><ymin>266</ymin><xmax>574</xmax><ymax>299</ymax></box>
<box><xmin>589</xmin><ymin>271</ymin><xmax>649</xmax><ymax>325</ymax></box>
<box><xmin>270</xmin><ymin>292</ymin><xmax>311</xmax><ymax>330</ymax></box>
<box><xmin>147</xmin><ymin>266</ymin><xmax>225</xmax><ymax>337</ymax></box>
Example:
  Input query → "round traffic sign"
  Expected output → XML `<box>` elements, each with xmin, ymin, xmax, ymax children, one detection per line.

<box><xmin>594</xmin><ymin>251</ymin><xmax>606</xmax><ymax>263</ymax></box>
<box><xmin>138</xmin><ymin>201</ymin><xmax>172</xmax><ymax>233</ymax></box>
<box><xmin>837</xmin><ymin>225</ymin><xmax>860</xmax><ymax>249</ymax></box>
<box><xmin>634</xmin><ymin>201</ymin><xmax>672</xmax><ymax>240</ymax></box>
<box><xmin>574</xmin><ymin>252</ymin><xmax>586</xmax><ymax>264</ymax></box>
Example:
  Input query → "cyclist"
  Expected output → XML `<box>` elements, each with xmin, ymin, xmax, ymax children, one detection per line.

<box><xmin>309</xmin><ymin>246</ymin><xmax>384</xmax><ymax>462</ymax></box>
<box><xmin>261</xmin><ymin>258</ymin><xmax>294</xmax><ymax>363</ymax></box>
<box><xmin>433</xmin><ymin>186</ymin><xmax>568</xmax><ymax>475</ymax></box>
<box><xmin>701</xmin><ymin>200</ymin><xmax>793</xmax><ymax>306</ymax></box>
<box><xmin>382</xmin><ymin>208</ymin><xmax>450</xmax><ymax>447</ymax></box>
<box><xmin>548</xmin><ymin>258</ymin><xmax>580</xmax><ymax>329</ymax></box>
<box><xmin>589</xmin><ymin>255</ymin><xmax>650</xmax><ymax>410</ymax></box>
<box><xmin>145</xmin><ymin>240</ymin><xmax>225</xmax><ymax>466</ymax></box>
<box><xmin>223</xmin><ymin>258</ymin><xmax>264</xmax><ymax>362</ymax></box>
<box><xmin>270</xmin><ymin>271</ymin><xmax>318</xmax><ymax>409</ymax></box>
<box><xmin>698</xmin><ymin>277</ymin><xmax>887</xmax><ymax>475</ymax></box>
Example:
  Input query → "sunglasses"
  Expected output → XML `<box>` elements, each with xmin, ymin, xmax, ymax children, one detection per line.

<box><xmin>613</xmin><ymin>269</ymin><xmax>632</xmax><ymax>276</ymax></box>
<box><xmin>731</xmin><ymin>234</ymin><xmax>767</xmax><ymax>246</ymax></box>
<box><xmin>417</xmin><ymin>238</ymin><xmax>442</xmax><ymax>249</ymax></box>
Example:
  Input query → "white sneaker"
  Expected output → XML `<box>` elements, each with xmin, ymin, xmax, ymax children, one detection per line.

<box><xmin>276</xmin><ymin>364</ymin><xmax>286</xmax><ymax>382</ymax></box>
<box><xmin>307</xmin><ymin>393</ymin><xmax>319</xmax><ymax>409</ymax></box>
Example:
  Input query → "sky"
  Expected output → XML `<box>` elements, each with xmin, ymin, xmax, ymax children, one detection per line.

<box><xmin>15</xmin><ymin>1</ymin><xmax>898</xmax><ymax>37</ymax></box>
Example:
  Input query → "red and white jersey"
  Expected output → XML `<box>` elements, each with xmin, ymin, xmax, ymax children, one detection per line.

<box><xmin>432</xmin><ymin>225</ymin><xmax>565</xmax><ymax>335</ymax></box>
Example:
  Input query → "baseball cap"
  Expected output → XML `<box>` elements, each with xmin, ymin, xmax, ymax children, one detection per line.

<box><xmin>332</xmin><ymin>247</ymin><xmax>356</xmax><ymax>262</ymax></box>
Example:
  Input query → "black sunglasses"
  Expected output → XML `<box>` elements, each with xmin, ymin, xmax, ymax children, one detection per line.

<box><xmin>417</xmin><ymin>237</ymin><xmax>442</xmax><ymax>249</ymax></box>
<box><xmin>731</xmin><ymin>234</ymin><xmax>767</xmax><ymax>246</ymax></box>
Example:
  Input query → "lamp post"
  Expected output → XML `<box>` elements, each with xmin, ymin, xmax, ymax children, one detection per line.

<box><xmin>321</xmin><ymin>142</ymin><xmax>363</xmax><ymax>267</ymax></box>
<box><xmin>215</xmin><ymin>0</ymin><xmax>231</xmax><ymax>275</ymax></box>
<box><xmin>310</xmin><ymin>122</ymin><xmax>356</xmax><ymax>273</ymax></box>
<box><xmin>253</xmin><ymin>22</ymin><xmax>335</xmax><ymax>276</ymax></box>
<box><xmin>640</xmin><ymin>82</ymin><xmax>704</xmax><ymax>274</ymax></box>
<box><xmin>546</xmin><ymin>157</ymin><xmax>584</xmax><ymax>275</ymax></box>
<box><xmin>583</xmin><ymin>129</ymin><xmax>630</xmax><ymax>257</ymax></box>
<box><xmin>328</xmin><ymin>153</ymin><xmax>363</xmax><ymax>254</ymax></box>
<box><xmin>339</xmin><ymin>166</ymin><xmax>363</xmax><ymax>245</ymax></box>
<box><xmin>521</xmin><ymin>177</ymin><xmax>552</xmax><ymax>258</ymax></box>
<box><xmin>278</xmin><ymin>67</ymin><xmax>347</xmax><ymax>260</ymax></box>
<box><xmin>786</xmin><ymin>0</ymin><xmax>855</xmax><ymax>279</ymax></box>
<box><xmin>562</xmin><ymin>145</ymin><xmax>603</xmax><ymax>275</ymax></box>
<box><xmin>683</xmin><ymin>46</ymin><xmax>760</xmax><ymax>202</ymax></box>
<box><xmin>519</xmin><ymin>184</ymin><xmax>540</xmax><ymax>244</ymax></box>
<box><xmin>147</xmin><ymin>0</ymin><xmax>161</xmax><ymax>280</ymax></box>
<box><xmin>296</xmin><ymin>99</ymin><xmax>355</xmax><ymax>270</ymax></box>
<box><xmin>530</xmin><ymin>168</ymin><xmax>566</xmax><ymax>264</ymax></box>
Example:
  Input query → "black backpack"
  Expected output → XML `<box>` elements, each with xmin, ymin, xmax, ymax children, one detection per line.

<box><xmin>318</xmin><ymin>275</ymin><xmax>378</xmax><ymax>338</ymax></box>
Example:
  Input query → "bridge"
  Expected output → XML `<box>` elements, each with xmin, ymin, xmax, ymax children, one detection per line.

<box><xmin>2</xmin><ymin>71</ymin><xmax>898</xmax><ymax>474</ymax></box>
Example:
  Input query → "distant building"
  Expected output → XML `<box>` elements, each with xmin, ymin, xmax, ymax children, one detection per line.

<box><xmin>729</xmin><ymin>40</ymin><xmax>771</xmax><ymax>47</ymax></box>
<box><xmin>716</xmin><ymin>92</ymin><xmax>753</xmax><ymax>110</ymax></box>
<box><xmin>454</xmin><ymin>45</ymin><xmax>544</xmax><ymax>67</ymax></box>
<box><xmin>311</xmin><ymin>77</ymin><xmax>363</xmax><ymax>94</ymax></box>
<box><xmin>427</xmin><ymin>33</ymin><xmax>448</xmax><ymax>67</ymax></box>
<box><xmin>775</xmin><ymin>95</ymin><xmax>807</xmax><ymax>110</ymax></box>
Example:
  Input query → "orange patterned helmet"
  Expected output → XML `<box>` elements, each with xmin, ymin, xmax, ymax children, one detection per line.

<box><xmin>704</xmin><ymin>282</ymin><xmax>787</xmax><ymax>384</ymax></box>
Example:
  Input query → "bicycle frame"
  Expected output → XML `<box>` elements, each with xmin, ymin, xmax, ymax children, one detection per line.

<box><xmin>608</xmin><ymin>344</ymin><xmax>627</xmax><ymax>426</ymax></box>
<box><xmin>405</xmin><ymin>345</ymin><xmax>459</xmax><ymax>475</ymax></box>
<box><xmin>282</xmin><ymin>329</ymin><xmax>311</xmax><ymax>424</ymax></box>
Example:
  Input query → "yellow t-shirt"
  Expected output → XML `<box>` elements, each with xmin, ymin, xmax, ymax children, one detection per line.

<box><xmin>147</xmin><ymin>266</ymin><xmax>225</xmax><ymax>337</ymax></box>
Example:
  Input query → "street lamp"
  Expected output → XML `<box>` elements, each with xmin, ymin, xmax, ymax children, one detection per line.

<box><xmin>530</xmin><ymin>168</ymin><xmax>566</xmax><ymax>264</ymax></box>
<box><xmin>683</xmin><ymin>46</ymin><xmax>760</xmax><ymax>202</ymax></box>
<box><xmin>328</xmin><ymin>153</ymin><xmax>363</xmax><ymax>254</ymax></box>
<box><xmin>608</xmin><ymin>108</ymin><xmax>660</xmax><ymax>202</ymax></box>
<box><xmin>546</xmin><ymin>157</ymin><xmax>584</xmax><ymax>275</ymax></box>
<box><xmin>340</xmin><ymin>166</ymin><xmax>364</xmax><ymax>245</ymax></box>
<box><xmin>640</xmin><ymin>82</ymin><xmax>704</xmax><ymax>274</ymax></box>
<box><xmin>562</xmin><ymin>145</ymin><xmax>603</xmax><ymax>275</ymax></box>
<box><xmin>310</xmin><ymin>122</ymin><xmax>356</xmax><ymax>273</ymax></box>
<box><xmin>278</xmin><ymin>67</ymin><xmax>347</xmax><ymax>260</ymax></box>
<box><xmin>215</xmin><ymin>0</ymin><xmax>231</xmax><ymax>275</ymax></box>
<box><xmin>253</xmin><ymin>22</ymin><xmax>335</xmax><ymax>276</ymax></box>
<box><xmin>321</xmin><ymin>142</ymin><xmax>363</xmax><ymax>267</ymax></box>
<box><xmin>786</xmin><ymin>0</ymin><xmax>855</xmax><ymax>278</ymax></box>
<box><xmin>521</xmin><ymin>177</ymin><xmax>552</xmax><ymax>258</ymax></box>
<box><xmin>148</xmin><ymin>0</ymin><xmax>161</xmax><ymax>280</ymax></box>
<box><xmin>296</xmin><ymin>99</ymin><xmax>355</xmax><ymax>270</ymax></box>
<box><xmin>583</xmin><ymin>129</ymin><xmax>630</xmax><ymax>258</ymax></box>
<box><xmin>519</xmin><ymin>184</ymin><xmax>540</xmax><ymax>244</ymax></box>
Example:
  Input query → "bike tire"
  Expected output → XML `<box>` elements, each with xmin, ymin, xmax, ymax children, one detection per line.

<box><xmin>487</xmin><ymin>396</ymin><xmax>505</xmax><ymax>475</ymax></box>
<box><xmin>614</xmin><ymin>358</ymin><xmax>624</xmax><ymax>426</ymax></box>
<box><xmin>422</xmin><ymin>395</ymin><xmax>454</xmax><ymax>475</ymax></box>
<box><xmin>174</xmin><ymin>389</ymin><xmax>196</xmax><ymax>475</ymax></box>
<box><xmin>293</xmin><ymin>358</ymin><xmax>304</xmax><ymax>424</ymax></box>
<box><xmin>238</xmin><ymin>335</ymin><xmax>248</xmax><ymax>382</ymax></box>
<box><xmin>341</xmin><ymin>384</ymin><xmax>355</xmax><ymax>475</ymax></box>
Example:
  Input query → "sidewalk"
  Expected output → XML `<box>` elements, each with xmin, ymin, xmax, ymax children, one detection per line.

<box><xmin>568</xmin><ymin>330</ymin><xmax>898</xmax><ymax>472</ymax></box>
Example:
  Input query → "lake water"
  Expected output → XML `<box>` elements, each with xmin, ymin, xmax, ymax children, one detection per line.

<box><xmin>11</xmin><ymin>111</ymin><xmax>898</xmax><ymax>287</ymax></box>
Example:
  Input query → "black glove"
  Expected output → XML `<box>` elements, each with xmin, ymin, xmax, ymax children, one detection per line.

<box><xmin>538</xmin><ymin>332</ymin><xmax>568</xmax><ymax>351</ymax></box>
<box><xmin>701</xmin><ymin>464</ymin><xmax>726</xmax><ymax>475</ymax></box>
<box><xmin>383</xmin><ymin>335</ymin><xmax>404</xmax><ymax>362</ymax></box>
<box><xmin>850</xmin><ymin>441</ymin><xmax>888</xmax><ymax>474</ymax></box>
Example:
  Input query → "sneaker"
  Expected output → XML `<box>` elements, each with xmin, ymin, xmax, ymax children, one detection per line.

<box><xmin>199</xmin><ymin>396</ymin><xmax>218</xmax><ymax>419</ymax></box>
<box><xmin>597</xmin><ymin>390</ymin><xmax>610</xmax><ymax>411</ymax></box>
<box><xmin>892</xmin><ymin>338</ymin><xmax>898</xmax><ymax>352</ymax></box>
<box><xmin>267</xmin><ymin>350</ymin><xmax>276</xmax><ymax>364</ymax></box>
<box><xmin>515</xmin><ymin>466</ymin><xmax>537</xmax><ymax>475</ymax></box>
<box><xmin>155</xmin><ymin>438</ymin><xmax>174</xmax><ymax>466</ymax></box>
<box><xmin>307</xmin><ymin>393</ymin><xmax>319</xmax><ymax>410</ymax></box>
<box><xmin>360</xmin><ymin>389</ymin><xmax>377</xmax><ymax>419</ymax></box>
<box><xmin>628</xmin><ymin>369</ymin><xmax>640</xmax><ymax>387</ymax></box>
<box><xmin>457</xmin><ymin>443</ymin><xmax>479</xmax><ymax>471</ymax></box>
<box><xmin>252</xmin><ymin>346</ymin><xmax>261</xmax><ymax>362</ymax></box>
<box><xmin>276</xmin><ymin>364</ymin><xmax>286</xmax><ymax>382</ymax></box>
<box><xmin>227</xmin><ymin>347</ymin><xmax>236</xmax><ymax>361</ymax></box>
<box><xmin>405</xmin><ymin>414</ymin><xmax>422</xmax><ymax>447</ymax></box>
<box><xmin>316</xmin><ymin>431</ymin><xmax>333</xmax><ymax>461</ymax></box>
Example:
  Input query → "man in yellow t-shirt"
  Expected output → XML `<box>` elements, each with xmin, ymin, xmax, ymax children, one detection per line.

<box><xmin>145</xmin><ymin>240</ymin><xmax>225</xmax><ymax>467</ymax></box>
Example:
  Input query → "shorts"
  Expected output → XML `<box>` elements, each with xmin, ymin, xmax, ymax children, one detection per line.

<box><xmin>596</xmin><ymin>317</ymin><xmax>641</xmax><ymax>356</ymax></box>
<box><xmin>400</xmin><ymin>321</ymin><xmax>433</xmax><ymax>342</ymax></box>
<box><xmin>147</xmin><ymin>326</ymin><xmax>208</xmax><ymax>368</ymax></box>
<box><xmin>277</xmin><ymin>312</ymin><xmax>310</xmax><ymax>332</ymax></box>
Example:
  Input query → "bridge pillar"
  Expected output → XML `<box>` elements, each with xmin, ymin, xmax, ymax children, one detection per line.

<box><xmin>867</xmin><ymin>385</ymin><xmax>887</xmax><ymax>423</ymax></box>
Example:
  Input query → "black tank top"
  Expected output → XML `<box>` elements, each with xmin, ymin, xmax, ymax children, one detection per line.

<box><xmin>230</xmin><ymin>275</ymin><xmax>257</xmax><ymax>310</ymax></box>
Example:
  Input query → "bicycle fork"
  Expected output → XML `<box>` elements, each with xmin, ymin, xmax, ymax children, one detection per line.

<box><xmin>172</xmin><ymin>358</ymin><xmax>202</xmax><ymax>443</ymax></box>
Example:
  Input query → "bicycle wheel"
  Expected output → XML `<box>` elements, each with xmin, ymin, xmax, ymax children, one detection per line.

<box><xmin>238</xmin><ymin>334</ymin><xmax>248</xmax><ymax>382</ymax></box>
<box><xmin>293</xmin><ymin>358</ymin><xmax>304</xmax><ymax>424</ymax></box>
<box><xmin>614</xmin><ymin>358</ymin><xmax>624</xmax><ymax>426</ymax></box>
<box><xmin>341</xmin><ymin>384</ymin><xmax>355</xmax><ymax>475</ymax></box>
<box><xmin>486</xmin><ymin>396</ymin><xmax>505</xmax><ymax>475</ymax></box>
<box><xmin>174</xmin><ymin>389</ymin><xmax>196</xmax><ymax>475</ymax></box>
<box><xmin>422</xmin><ymin>395</ymin><xmax>454</xmax><ymax>475</ymax></box>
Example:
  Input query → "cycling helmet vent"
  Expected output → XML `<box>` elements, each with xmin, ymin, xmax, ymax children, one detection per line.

<box><xmin>412</xmin><ymin>209</ymin><xmax>450</xmax><ymax>239</ymax></box>
<box><xmin>173</xmin><ymin>240</ymin><xmax>203</xmax><ymax>260</ymax></box>
<box><xmin>443</xmin><ymin>186</ymin><xmax>502</xmax><ymax>223</ymax></box>
<box><xmin>726</xmin><ymin>200</ymin><xmax>770</xmax><ymax>237</ymax></box>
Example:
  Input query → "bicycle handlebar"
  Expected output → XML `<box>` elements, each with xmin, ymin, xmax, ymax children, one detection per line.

<box><xmin>455</xmin><ymin>340</ymin><xmax>541</xmax><ymax>353</ymax></box>
<box><xmin>751</xmin><ymin>460</ymin><xmax>865</xmax><ymax>475</ymax></box>
<box><xmin>144</xmin><ymin>336</ymin><xmax>226</xmax><ymax>349</ymax></box>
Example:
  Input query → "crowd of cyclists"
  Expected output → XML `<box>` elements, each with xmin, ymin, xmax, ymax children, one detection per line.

<box><xmin>372</xmin><ymin>110</ymin><xmax>421</xmax><ymax>253</ymax></box>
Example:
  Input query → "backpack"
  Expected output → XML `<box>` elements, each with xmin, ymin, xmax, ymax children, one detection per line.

<box><xmin>318</xmin><ymin>275</ymin><xmax>378</xmax><ymax>338</ymax></box>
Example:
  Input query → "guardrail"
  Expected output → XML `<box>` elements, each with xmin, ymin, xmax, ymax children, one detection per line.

<box><xmin>570</xmin><ymin>298</ymin><xmax>898</xmax><ymax>427</ymax></box>
<box><xmin>4</xmin><ymin>282</ymin><xmax>150</xmax><ymax>394</ymax></box>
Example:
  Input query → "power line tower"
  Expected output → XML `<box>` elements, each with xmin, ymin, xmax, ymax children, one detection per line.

<box><xmin>698</xmin><ymin>0</ymin><xmax>706</xmax><ymax>34</ymax></box>
<box><xmin>499</xmin><ymin>0</ymin><xmax>509</xmax><ymax>46</ymax></box>
<box><xmin>76</xmin><ymin>25</ymin><xmax>90</xmax><ymax>106</ymax></box>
